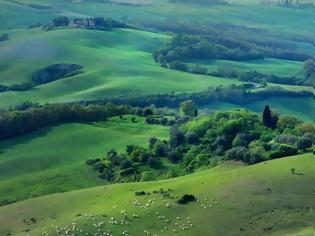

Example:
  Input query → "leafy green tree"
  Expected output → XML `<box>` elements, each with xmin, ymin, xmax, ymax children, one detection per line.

<box><xmin>168</xmin><ymin>60</ymin><xmax>188</xmax><ymax>71</ymax></box>
<box><xmin>143</xmin><ymin>108</ymin><xmax>153</xmax><ymax>116</ymax></box>
<box><xmin>149</xmin><ymin>137</ymin><xmax>158</xmax><ymax>149</ymax></box>
<box><xmin>153</xmin><ymin>141</ymin><xmax>167</xmax><ymax>157</ymax></box>
<box><xmin>52</xmin><ymin>16</ymin><xmax>69</xmax><ymax>27</ymax></box>
<box><xmin>120</xmin><ymin>159</ymin><xmax>133</xmax><ymax>170</ymax></box>
<box><xmin>270</xmin><ymin>144</ymin><xmax>298</xmax><ymax>159</ymax></box>
<box><xmin>179</xmin><ymin>100</ymin><xmax>198</xmax><ymax>117</ymax></box>
<box><xmin>185</xmin><ymin>132</ymin><xmax>199</xmax><ymax>144</ymax></box>
<box><xmin>297</xmin><ymin>135</ymin><xmax>313</xmax><ymax>151</ymax></box>
<box><xmin>147</xmin><ymin>157</ymin><xmax>160</xmax><ymax>168</ymax></box>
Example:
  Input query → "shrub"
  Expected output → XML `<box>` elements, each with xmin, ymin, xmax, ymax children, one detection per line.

<box><xmin>177</xmin><ymin>194</ymin><xmax>197</xmax><ymax>204</ymax></box>
<box><xmin>169</xmin><ymin>127</ymin><xmax>185</xmax><ymax>147</ymax></box>
<box><xmin>141</xmin><ymin>171</ymin><xmax>155</xmax><ymax>181</ymax></box>
<box><xmin>119</xmin><ymin>167</ymin><xmax>136</xmax><ymax>176</ymax></box>
<box><xmin>86</xmin><ymin>158</ymin><xmax>101</xmax><ymax>165</ymax></box>
<box><xmin>149</xmin><ymin>137</ymin><xmax>158</xmax><ymax>149</ymax></box>
<box><xmin>130</xmin><ymin>147</ymin><xmax>151</xmax><ymax>163</ymax></box>
<box><xmin>99</xmin><ymin>168</ymin><xmax>115</xmax><ymax>181</ymax></box>
<box><xmin>179</xmin><ymin>100</ymin><xmax>198</xmax><ymax>117</ymax></box>
<box><xmin>226</xmin><ymin>146</ymin><xmax>251</xmax><ymax>162</ymax></box>
<box><xmin>185</xmin><ymin>132</ymin><xmax>199</xmax><ymax>144</ymax></box>
<box><xmin>147</xmin><ymin>156</ymin><xmax>160</xmax><ymax>168</ymax></box>
<box><xmin>52</xmin><ymin>16</ymin><xmax>69</xmax><ymax>27</ymax></box>
<box><xmin>93</xmin><ymin>162</ymin><xmax>106</xmax><ymax>173</ymax></box>
<box><xmin>167</xmin><ymin>150</ymin><xmax>182</xmax><ymax>163</ymax></box>
<box><xmin>275</xmin><ymin>134</ymin><xmax>298</xmax><ymax>145</ymax></box>
<box><xmin>126</xmin><ymin>145</ymin><xmax>137</xmax><ymax>154</ymax></box>
<box><xmin>135</xmin><ymin>191</ymin><xmax>147</xmax><ymax>196</ymax></box>
<box><xmin>153</xmin><ymin>141</ymin><xmax>167</xmax><ymax>157</ymax></box>
<box><xmin>143</xmin><ymin>108</ymin><xmax>153</xmax><ymax>116</ymax></box>
<box><xmin>297</xmin><ymin>135</ymin><xmax>313</xmax><ymax>151</ymax></box>
<box><xmin>270</xmin><ymin>144</ymin><xmax>298</xmax><ymax>159</ymax></box>
<box><xmin>160</xmin><ymin>117</ymin><xmax>168</xmax><ymax>125</ymax></box>
<box><xmin>120</xmin><ymin>159</ymin><xmax>133</xmax><ymax>170</ymax></box>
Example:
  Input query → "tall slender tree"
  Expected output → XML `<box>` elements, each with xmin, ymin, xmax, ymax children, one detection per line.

<box><xmin>263</xmin><ymin>105</ymin><xmax>278</xmax><ymax>129</ymax></box>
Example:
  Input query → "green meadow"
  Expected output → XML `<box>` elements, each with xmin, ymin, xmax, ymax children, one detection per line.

<box><xmin>0</xmin><ymin>116</ymin><xmax>169</xmax><ymax>203</ymax></box>
<box><xmin>0</xmin><ymin>153</ymin><xmax>314</xmax><ymax>236</ymax></box>
<box><xmin>0</xmin><ymin>28</ymin><xmax>241</xmax><ymax>108</ymax></box>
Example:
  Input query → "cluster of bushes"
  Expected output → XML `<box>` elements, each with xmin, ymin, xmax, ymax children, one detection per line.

<box><xmin>0</xmin><ymin>103</ymin><xmax>132</xmax><ymax>140</ymax></box>
<box><xmin>145</xmin><ymin>116</ymin><xmax>176</xmax><ymax>126</ymax></box>
<box><xmin>87</xmin><ymin>108</ymin><xmax>314</xmax><ymax>182</ymax></box>
<box><xmin>86</xmin><ymin>146</ymin><xmax>162</xmax><ymax>183</ymax></box>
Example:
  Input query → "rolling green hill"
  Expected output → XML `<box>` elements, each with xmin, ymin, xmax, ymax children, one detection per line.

<box><xmin>0</xmin><ymin>28</ymin><xmax>241</xmax><ymax>109</ymax></box>
<box><xmin>0</xmin><ymin>116</ymin><xmax>169</xmax><ymax>204</ymax></box>
<box><xmin>0</xmin><ymin>153</ymin><xmax>314</xmax><ymax>236</ymax></box>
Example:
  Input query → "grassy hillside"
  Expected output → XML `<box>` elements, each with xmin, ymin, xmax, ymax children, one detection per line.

<box><xmin>0</xmin><ymin>115</ymin><xmax>169</xmax><ymax>203</ymax></box>
<box><xmin>0</xmin><ymin>28</ymin><xmax>241</xmax><ymax>108</ymax></box>
<box><xmin>0</xmin><ymin>153</ymin><xmax>314</xmax><ymax>236</ymax></box>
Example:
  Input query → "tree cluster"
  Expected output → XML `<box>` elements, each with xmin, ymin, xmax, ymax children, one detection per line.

<box><xmin>154</xmin><ymin>34</ymin><xmax>312</xmax><ymax>72</ymax></box>
<box><xmin>87</xmin><ymin>109</ymin><xmax>314</xmax><ymax>183</ymax></box>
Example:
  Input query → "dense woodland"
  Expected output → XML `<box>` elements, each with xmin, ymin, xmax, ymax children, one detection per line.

<box><xmin>87</xmin><ymin>106</ymin><xmax>314</xmax><ymax>182</ymax></box>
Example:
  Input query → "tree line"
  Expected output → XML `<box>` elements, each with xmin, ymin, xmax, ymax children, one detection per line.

<box><xmin>0</xmin><ymin>103</ymin><xmax>132</xmax><ymax>141</ymax></box>
<box><xmin>95</xmin><ymin>85</ymin><xmax>313</xmax><ymax>109</ymax></box>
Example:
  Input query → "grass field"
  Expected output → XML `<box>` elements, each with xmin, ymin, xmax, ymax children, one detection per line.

<box><xmin>0</xmin><ymin>28</ymin><xmax>241</xmax><ymax>109</ymax></box>
<box><xmin>0</xmin><ymin>153</ymin><xmax>314</xmax><ymax>236</ymax></box>
<box><xmin>187</xmin><ymin>58</ymin><xmax>304</xmax><ymax>77</ymax></box>
<box><xmin>0</xmin><ymin>115</ymin><xmax>169</xmax><ymax>203</ymax></box>
<box><xmin>201</xmin><ymin>96</ymin><xmax>315</xmax><ymax>122</ymax></box>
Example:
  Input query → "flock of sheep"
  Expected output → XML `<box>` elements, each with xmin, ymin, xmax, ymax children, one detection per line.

<box><xmin>36</xmin><ymin>193</ymin><xmax>220</xmax><ymax>236</ymax></box>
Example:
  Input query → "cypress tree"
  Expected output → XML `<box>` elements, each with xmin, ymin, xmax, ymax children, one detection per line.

<box><xmin>263</xmin><ymin>105</ymin><xmax>273</xmax><ymax>128</ymax></box>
